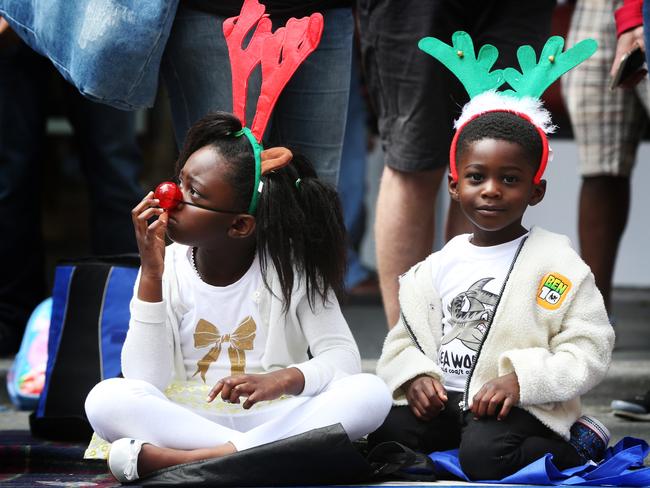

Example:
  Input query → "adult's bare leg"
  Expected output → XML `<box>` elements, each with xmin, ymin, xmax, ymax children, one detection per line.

<box><xmin>375</xmin><ymin>166</ymin><xmax>445</xmax><ymax>328</ymax></box>
<box><xmin>579</xmin><ymin>175</ymin><xmax>630</xmax><ymax>312</ymax></box>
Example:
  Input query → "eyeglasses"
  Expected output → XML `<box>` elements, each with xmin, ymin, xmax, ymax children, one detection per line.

<box><xmin>181</xmin><ymin>200</ymin><xmax>244</xmax><ymax>214</ymax></box>
<box><xmin>154</xmin><ymin>181</ymin><xmax>245</xmax><ymax>214</ymax></box>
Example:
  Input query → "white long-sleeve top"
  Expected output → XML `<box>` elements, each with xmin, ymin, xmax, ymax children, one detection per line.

<box><xmin>121</xmin><ymin>243</ymin><xmax>361</xmax><ymax>396</ymax></box>
<box><xmin>377</xmin><ymin>227</ymin><xmax>615</xmax><ymax>439</ymax></box>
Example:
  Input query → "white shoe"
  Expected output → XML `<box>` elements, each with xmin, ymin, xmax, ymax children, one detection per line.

<box><xmin>108</xmin><ymin>438</ymin><xmax>147</xmax><ymax>482</ymax></box>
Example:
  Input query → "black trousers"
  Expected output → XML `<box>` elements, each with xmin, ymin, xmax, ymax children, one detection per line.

<box><xmin>369</xmin><ymin>392</ymin><xmax>583</xmax><ymax>481</ymax></box>
<box><xmin>0</xmin><ymin>42</ymin><xmax>142</xmax><ymax>349</ymax></box>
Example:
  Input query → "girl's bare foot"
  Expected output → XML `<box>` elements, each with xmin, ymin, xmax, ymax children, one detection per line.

<box><xmin>137</xmin><ymin>442</ymin><xmax>237</xmax><ymax>477</ymax></box>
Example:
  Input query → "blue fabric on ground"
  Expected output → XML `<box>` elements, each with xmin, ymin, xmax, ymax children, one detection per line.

<box><xmin>428</xmin><ymin>436</ymin><xmax>650</xmax><ymax>486</ymax></box>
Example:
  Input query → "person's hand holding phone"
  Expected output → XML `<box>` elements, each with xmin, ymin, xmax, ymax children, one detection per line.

<box><xmin>610</xmin><ymin>26</ymin><xmax>647</xmax><ymax>89</ymax></box>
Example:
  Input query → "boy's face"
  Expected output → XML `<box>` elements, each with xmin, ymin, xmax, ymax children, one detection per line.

<box><xmin>449</xmin><ymin>138</ymin><xmax>546</xmax><ymax>247</ymax></box>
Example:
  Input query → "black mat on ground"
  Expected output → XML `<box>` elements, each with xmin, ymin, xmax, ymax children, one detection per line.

<box><xmin>0</xmin><ymin>429</ymin><xmax>118</xmax><ymax>487</ymax></box>
<box><xmin>137</xmin><ymin>424</ymin><xmax>375</xmax><ymax>486</ymax></box>
<box><xmin>0</xmin><ymin>426</ymin><xmax>433</xmax><ymax>487</ymax></box>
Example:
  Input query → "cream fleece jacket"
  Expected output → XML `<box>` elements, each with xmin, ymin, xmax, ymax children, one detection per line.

<box><xmin>377</xmin><ymin>227</ymin><xmax>614</xmax><ymax>439</ymax></box>
<box><xmin>121</xmin><ymin>243</ymin><xmax>361</xmax><ymax>397</ymax></box>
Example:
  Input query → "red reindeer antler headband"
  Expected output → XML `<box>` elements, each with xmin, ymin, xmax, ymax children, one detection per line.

<box><xmin>224</xmin><ymin>0</ymin><xmax>324</xmax><ymax>214</ymax></box>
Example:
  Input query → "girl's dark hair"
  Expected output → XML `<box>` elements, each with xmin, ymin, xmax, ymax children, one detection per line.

<box><xmin>177</xmin><ymin>111</ymin><xmax>346</xmax><ymax>311</ymax></box>
<box><xmin>455</xmin><ymin>111</ymin><xmax>543</xmax><ymax>171</ymax></box>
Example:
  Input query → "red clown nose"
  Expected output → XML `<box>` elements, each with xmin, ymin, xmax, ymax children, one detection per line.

<box><xmin>154</xmin><ymin>181</ymin><xmax>183</xmax><ymax>210</ymax></box>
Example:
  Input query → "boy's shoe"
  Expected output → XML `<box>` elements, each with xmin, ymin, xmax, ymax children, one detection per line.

<box><xmin>569</xmin><ymin>415</ymin><xmax>610</xmax><ymax>463</ymax></box>
<box><xmin>611</xmin><ymin>390</ymin><xmax>650</xmax><ymax>421</ymax></box>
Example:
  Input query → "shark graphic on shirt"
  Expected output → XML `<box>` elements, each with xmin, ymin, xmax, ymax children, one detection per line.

<box><xmin>440</xmin><ymin>277</ymin><xmax>499</xmax><ymax>352</ymax></box>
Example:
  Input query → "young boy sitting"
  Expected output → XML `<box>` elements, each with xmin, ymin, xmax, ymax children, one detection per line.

<box><xmin>369</xmin><ymin>33</ymin><xmax>615</xmax><ymax>481</ymax></box>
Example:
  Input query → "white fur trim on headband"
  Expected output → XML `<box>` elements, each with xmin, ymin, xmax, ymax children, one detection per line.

<box><xmin>454</xmin><ymin>91</ymin><xmax>557</xmax><ymax>134</ymax></box>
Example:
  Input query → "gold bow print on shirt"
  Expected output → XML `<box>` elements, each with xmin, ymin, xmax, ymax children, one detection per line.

<box><xmin>192</xmin><ymin>316</ymin><xmax>257</xmax><ymax>382</ymax></box>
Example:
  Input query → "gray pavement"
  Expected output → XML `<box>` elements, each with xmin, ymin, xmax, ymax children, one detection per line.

<box><xmin>1</xmin><ymin>287</ymin><xmax>649</xmax><ymax>449</ymax></box>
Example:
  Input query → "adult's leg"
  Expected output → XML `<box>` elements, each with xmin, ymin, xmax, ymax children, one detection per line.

<box><xmin>269</xmin><ymin>8</ymin><xmax>353</xmax><ymax>186</ymax></box>
<box><xmin>579</xmin><ymin>176</ymin><xmax>629</xmax><ymax>311</ymax></box>
<box><xmin>562</xmin><ymin>0</ymin><xmax>648</xmax><ymax>312</ymax></box>
<box><xmin>472</xmin><ymin>0</ymin><xmax>556</xmax><ymax>69</ymax></box>
<box><xmin>66</xmin><ymin>81</ymin><xmax>143</xmax><ymax>255</ymax></box>
<box><xmin>0</xmin><ymin>42</ymin><xmax>48</xmax><ymax>354</ymax></box>
<box><xmin>590</xmin><ymin>17</ymin><xmax>650</xmax><ymax>312</ymax></box>
<box><xmin>161</xmin><ymin>5</ymin><xmax>245</xmax><ymax>149</ymax></box>
<box><xmin>358</xmin><ymin>0</ymin><xmax>461</xmax><ymax>327</ymax></box>
<box><xmin>375</xmin><ymin>167</ymin><xmax>444</xmax><ymax>326</ymax></box>
<box><xmin>162</xmin><ymin>6</ymin><xmax>352</xmax><ymax>187</ymax></box>
<box><xmin>459</xmin><ymin>408</ymin><xmax>583</xmax><ymax>481</ymax></box>
<box><xmin>338</xmin><ymin>51</ymin><xmax>371</xmax><ymax>290</ymax></box>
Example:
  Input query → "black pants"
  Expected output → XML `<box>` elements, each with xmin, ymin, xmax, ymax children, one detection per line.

<box><xmin>0</xmin><ymin>42</ymin><xmax>142</xmax><ymax>350</ymax></box>
<box><xmin>369</xmin><ymin>392</ymin><xmax>583</xmax><ymax>481</ymax></box>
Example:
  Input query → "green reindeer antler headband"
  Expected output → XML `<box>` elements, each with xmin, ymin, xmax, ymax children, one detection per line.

<box><xmin>418</xmin><ymin>31</ymin><xmax>597</xmax><ymax>183</ymax></box>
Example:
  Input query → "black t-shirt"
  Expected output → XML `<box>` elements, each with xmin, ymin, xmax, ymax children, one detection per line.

<box><xmin>183</xmin><ymin>0</ymin><xmax>352</xmax><ymax>18</ymax></box>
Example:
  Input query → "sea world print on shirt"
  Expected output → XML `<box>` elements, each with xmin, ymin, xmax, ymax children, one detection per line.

<box><xmin>439</xmin><ymin>278</ymin><xmax>498</xmax><ymax>389</ymax></box>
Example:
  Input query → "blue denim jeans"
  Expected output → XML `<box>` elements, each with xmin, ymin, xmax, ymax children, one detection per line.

<box><xmin>338</xmin><ymin>53</ymin><xmax>371</xmax><ymax>289</ymax></box>
<box><xmin>0</xmin><ymin>0</ymin><xmax>178</xmax><ymax>109</ymax></box>
<box><xmin>0</xmin><ymin>42</ymin><xmax>143</xmax><ymax>344</ymax></box>
<box><xmin>161</xmin><ymin>5</ymin><xmax>353</xmax><ymax>186</ymax></box>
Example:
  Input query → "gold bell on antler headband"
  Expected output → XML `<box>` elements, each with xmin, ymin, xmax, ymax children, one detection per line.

<box><xmin>418</xmin><ymin>31</ymin><xmax>597</xmax><ymax>184</ymax></box>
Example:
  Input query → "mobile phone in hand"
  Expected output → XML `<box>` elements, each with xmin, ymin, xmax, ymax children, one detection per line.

<box><xmin>610</xmin><ymin>46</ymin><xmax>647</xmax><ymax>90</ymax></box>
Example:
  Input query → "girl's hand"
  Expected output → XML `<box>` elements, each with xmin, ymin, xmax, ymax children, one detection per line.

<box><xmin>207</xmin><ymin>368</ymin><xmax>305</xmax><ymax>410</ymax></box>
<box><xmin>131</xmin><ymin>192</ymin><xmax>167</xmax><ymax>302</ymax></box>
<box><xmin>132</xmin><ymin>192</ymin><xmax>167</xmax><ymax>277</ymax></box>
<box><xmin>404</xmin><ymin>375</ymin><xmax>448</xmax><ymax>421</ymax></box>
<box><xmin>471</xmin><ymin>372</ymin><xmax>520</xmax><ymax>420</ymax></box>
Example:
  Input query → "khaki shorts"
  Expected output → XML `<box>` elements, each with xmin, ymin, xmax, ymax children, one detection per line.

<box><xmin>562</xmin><ymin>0</ymin><xmax>650</xmax><ymax>177</ymax></box>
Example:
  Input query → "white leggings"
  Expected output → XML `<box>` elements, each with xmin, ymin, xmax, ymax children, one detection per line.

<box><xmin>85</xmin><ymin>373</ymin><xmax>391</xmax><ymax>452</ymax></box>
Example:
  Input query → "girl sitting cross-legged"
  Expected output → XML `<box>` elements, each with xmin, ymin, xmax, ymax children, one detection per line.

<box><xmin>84</xmin><ymin>111</ymin><xmax>392</xmax><ymax>482</ymax></box>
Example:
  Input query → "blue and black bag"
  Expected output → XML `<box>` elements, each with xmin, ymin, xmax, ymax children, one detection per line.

<box><xmin>29</xmin><ymin>254</ymin><xmax>139</xmax><ymax>441</ymax></box>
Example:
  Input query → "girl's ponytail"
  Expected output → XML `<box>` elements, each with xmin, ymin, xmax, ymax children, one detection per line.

<box><xmin>293</xmin><ymin>169</ymin><xmax>346</xmax><ymax>307</ymax></box>
<box><xmin>256</xmin><ymin>154</ymin><xmax>346</xmax><ymax>311</ymax></box>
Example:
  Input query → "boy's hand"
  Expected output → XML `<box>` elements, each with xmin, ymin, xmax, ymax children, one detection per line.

<box><xmin>404</xmin><ymin>375</ymin><xmax>448</xmax><ymax>421</ymax></box>
<box><xmin>471</xmin><ymin>372</ymin><xmax>520</xmax><ymax>420</ymax></box>
<box><xmin>207</xmin><ymin>368</ymin><xmax>305</xmax><ymax>410</ymax></box>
